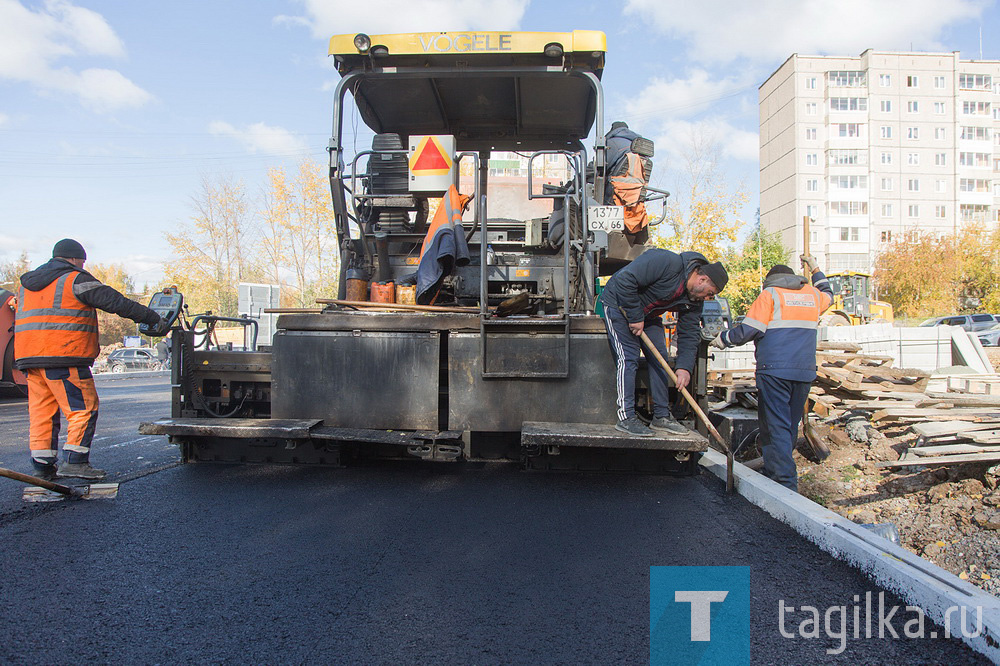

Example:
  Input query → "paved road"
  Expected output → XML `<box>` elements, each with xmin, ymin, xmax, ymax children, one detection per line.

<box><xmin>0</xmin><ymin>378</ymin><xmax>988</xmax><ymax>664</ymax></box>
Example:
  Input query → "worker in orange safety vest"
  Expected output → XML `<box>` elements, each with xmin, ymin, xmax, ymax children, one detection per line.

<box><xmin>709</xmin><ymin>255</ymin><xmax>833</xmax><ymax>490</ymax></box>
<box><xmin>14</xmin><ymin>239</ymin><xmax>163</xmax><ymax>481</ymax></box>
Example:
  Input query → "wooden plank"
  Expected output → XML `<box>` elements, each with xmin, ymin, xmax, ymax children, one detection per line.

<box><xmin>911</xmin><ymin>421</ymin><xmax>1000</xmax><ymax>437</ymax></box>
<box><xmin>908</xmin><ymin>444</ymin><xmax>1000</xmax><ymax>456</ymax></box>
<box><xmin>875</xmin><ymin>451</ymin><xmax>1000</xmax><ymax>468</ymax></box>
<box><xmin>817</xmin><ymin>341</ymin><xmax>862</xmax><ymax>352</ymax></box>
<box><xmin>872</xmin><ymin>408</ymin><xmax>1000</xmax><ymax>423</ymax></box>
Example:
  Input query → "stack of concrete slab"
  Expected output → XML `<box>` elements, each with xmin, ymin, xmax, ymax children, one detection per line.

<box><xmin>709</xmin><ymin>324</ymin><xmax>992</xmax><ymax>375</ymax></box>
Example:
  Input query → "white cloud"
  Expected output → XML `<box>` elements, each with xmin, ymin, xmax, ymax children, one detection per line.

<box><xmin>278</xmin><ymin>0</ymin><xmax>529</xmax><ymax>38</ymax></box>
<box><xmin>0</xmin><ymin>0</ymin><xmax>150</xmax><ymax>111</ymax></box>
<box><xmin>209</xmin><ymin>121</ymin><xmax>310</xmax><ymax>155</ymax></box>
<box><xmin>651</xmin><ymin>118</ymin><xmax>758</xmax><ymax>168</ymax></box>
<box><xmin>624</xmin><ymin>0</ymin><xmax>985</xmax><ymax>64</ymax></box>
<box><xmin>624</xmin><ymin>69</ymin><xmax>752</xmax><ymax>123</ymax></box>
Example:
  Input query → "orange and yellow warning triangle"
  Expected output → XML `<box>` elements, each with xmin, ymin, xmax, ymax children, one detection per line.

<box><xmin>409</xmin><ymin>136</ymin><xmax>453</xmax><ymax>176</ymax></box>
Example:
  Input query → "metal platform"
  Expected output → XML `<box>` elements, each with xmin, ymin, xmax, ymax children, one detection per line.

<box><xmin>140</xmin><ymin>418</ymin><xmax>321</xmax><ymax>439</ymax></box>
<box><xmin>521</xmin><ymin>421</ymin><xmax>708</xmax><ymax>451</ymax></box>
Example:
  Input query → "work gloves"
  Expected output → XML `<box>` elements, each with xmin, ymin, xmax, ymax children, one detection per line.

<box><xmin>709</xmin><ymin>333</ymin><xmax>726</xmax><ymax>349</ymax></box>
<box><xmin>799</xmin><ymin>254</ymin><xmax>819</xmax><ymax>273</ymax></box>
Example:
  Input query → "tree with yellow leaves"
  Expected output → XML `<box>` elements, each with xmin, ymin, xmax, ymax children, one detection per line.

<box><xmin>652</xmin><ymin>130</ymin><xmax>748</xmax><ymax>262</ymax></box>
<box><xmin>86</xmin><ymin>262</ymin><xmax>141</xmax><ymax>345</ymax></box>
<box><xmin>259</xmin><ymin>158</ymin><xmax>338</xmax><ymax>307</ymax></box>
<box><xmin>165</xmin><ymin>175</ymin><xmax>260</xmax><ymax>316</ymax></box>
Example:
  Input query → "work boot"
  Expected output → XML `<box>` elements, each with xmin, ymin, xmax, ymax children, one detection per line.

<box><xmin>650</xmin><ymin>416</ymin><xmax>689</xmax><ymax>435</ymax></box>
<box><xmin>56</xmin><ymin>463</ymin><xmax>107</xmax><ymax>481</ymax></box>
<box><xmin>615</xmin><ymin>417</ymin><xmax>654</xmax><ymax>437</ymax></box>
<box><xmin>32</xmin><ymin>465</ymin><xmax>57</xmax><ymax>482</ymax></box>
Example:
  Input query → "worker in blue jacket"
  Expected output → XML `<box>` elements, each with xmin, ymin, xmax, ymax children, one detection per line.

<box><xmin>710</xmin><ymin>255</ymin><xmax>833</xmax><ymax>491</ymax></box>
<box><xmin>600</xmin><ymin>249</ymin><xmax>728</xmax><ymax>437</ymax></box>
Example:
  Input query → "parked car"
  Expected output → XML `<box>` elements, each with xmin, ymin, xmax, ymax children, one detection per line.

<box><xmin>976</xmin><ymin>323</ymin><xmax>1000</xmax><ymax>347</ymax></box>
<box><xmin>918</xmin><ymin>314</ymin><xmax>997</xmax><ymax>332</ymax></box>
<box><xmin>106</xmin><ymin>347</ymin><xmax>161</xmax><ymax>373</ymax></box>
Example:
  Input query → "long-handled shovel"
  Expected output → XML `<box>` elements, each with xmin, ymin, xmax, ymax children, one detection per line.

<box><xmin>0</xmin><ymin>467</ymin><xmax>119</xmax><ymax>502</ymax></box>
<box><xmin>619</xmin><ymin>307</ymin><xmax>735</xmax><ymax>493</ymax></box>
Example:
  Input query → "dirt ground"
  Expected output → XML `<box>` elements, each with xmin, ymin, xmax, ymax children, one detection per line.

<box><xmin>790</xmin><ymin>349</ymin><xmax>1000</xmax><ymax>596</ymax></box>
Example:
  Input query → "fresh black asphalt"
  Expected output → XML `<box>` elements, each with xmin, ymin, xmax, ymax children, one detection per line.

<box><xmin>0</xmin><ymin>376</ymin><xmax>988</xmax><ymax>664</ymax></box>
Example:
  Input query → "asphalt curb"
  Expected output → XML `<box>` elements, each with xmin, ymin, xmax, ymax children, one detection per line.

<box><xmin>94</xmin><ymin>370</ymin><xmax>170</xmax><ymax>383</ymax></box>
<box><xmin>699</xmin><ymin>448</ymin><xmax>1000</xmax><ymax>661</ymax></box>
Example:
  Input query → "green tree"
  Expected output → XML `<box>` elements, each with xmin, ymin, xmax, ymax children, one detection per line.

<box><xmin>0</xmin><ymin>251</ymin><xmax>31</xmax><ymax>291</ymax></box>
<box><xmin>873</xmin><ymin>233</ymin><xmax>959</xmax><ymax>318</ymax></box>
<box><xmin>87</xmin><ymin>262</ymin><xmax>140</xmax><ymax>346</ymax></box>
<box><xmin>721</xmin><ymin>226</ymin><xmax>791</xmax><ymax>315</ymax></box>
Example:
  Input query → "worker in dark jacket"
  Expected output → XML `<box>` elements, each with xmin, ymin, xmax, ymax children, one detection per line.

<box><xmin>14</xmin><ymin>239</ymin><xmax>162</xmax><ymax>480</ymax></box>
<box><xmin>710</xmin><ymin>255</ymin><xmax>833</xmax><ymax>491</ymax></box>
<box><xmin>601</xmin><ymin>249</ymin><xmax>728</xmax><ymax>436</ymax></box>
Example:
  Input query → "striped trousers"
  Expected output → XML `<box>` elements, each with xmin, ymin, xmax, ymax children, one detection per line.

<box><xmin>602</xmin><ymin>307</ymin><xmax>673</xmax><ymax>422</ymax></box>
<box><xmin>24</xmin><ymin>367</ymin><xmax>99</xmax><ymax>469</ymax></box>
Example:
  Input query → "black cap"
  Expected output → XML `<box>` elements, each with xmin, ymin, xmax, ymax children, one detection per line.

<box><xmin>52</xmin><ymin>238</ymin><xmax>86</xmax><ymax>260</ymax></box>
<box><xmin>766</xmin><ymin>264</ymin><xmax>794</xmax><ymax>278</ymax></box>
<box><xmin>700</xmin><ymin>261</ymin><xmax>729</xmax><ymax>292</ymax></box>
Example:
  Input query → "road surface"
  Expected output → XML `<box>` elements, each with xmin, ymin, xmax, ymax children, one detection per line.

<box><xmin>0</xmin><ymin>377</ymin><xmax>987</xmax><ymax>663</ymax></box>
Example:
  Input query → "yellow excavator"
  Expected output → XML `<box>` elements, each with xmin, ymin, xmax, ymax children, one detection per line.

<box><xmin>819</xmin><ymin>271</ymin><xmax>894</xmax><ymax>326</ymax></box>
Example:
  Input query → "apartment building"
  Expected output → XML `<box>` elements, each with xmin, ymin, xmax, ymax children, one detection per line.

<box><xmin>760</xmin><ymin>50</ymin><xmax>1000</xmax><ymax>273</ymax></box>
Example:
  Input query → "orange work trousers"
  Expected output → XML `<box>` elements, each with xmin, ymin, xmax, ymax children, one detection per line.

<box><xmin>25</xmin><ymin>367</ymin><xmax>99</xmax><ymax>468</ymax></box>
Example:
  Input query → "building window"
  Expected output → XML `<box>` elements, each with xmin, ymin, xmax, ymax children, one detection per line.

<box><xmin>805</xmin><ymin>205</ymin><xmax>818</xmax><ymax>218</ymax></box>
<box><xmin>936</xmin><ymin>179</ymin><xmax>947</xmax><ymax>193</ymax></box>
<box><xmin>908</xmin><ymin>205</ymin><xmax>919</xmax><ymax>218</ymax></box>
<box><xmin>829</xmin><ymin>201</ymin><xmax>867</xmax><ymax>215</ymax></box>
<box><xmin>879</xmin><ymin>73</ymin><xmax>891</xmax><ymax>87</ymax></box>
<box><xmin>906</xmin><ymin>229</ymin><xmax>920</xmax><ymax>243</ymax></box>
<box><xmin>934</xmin><ymin>101</ymin><xmax>946</xmax><ymax>115</ymax></box>
<box><xmin>827</xmin><ymin>149</ymin><xmax>866</xmax><ymax>166</ymax></box>
<box><xmin>805</xmin><ymin>77</ymin><xmax>817</xmax><ymax>89</ymax></box>
<box><xmin>935</xmin><ymin>205</ymin><xmax>946</xmax><ymax>218</ymax></box>
<box><xmin>962</xmin><ymin>101</ymin><xmax>991</xmax><ymax>116</ymax></box>
<box><xmin>907</xmin><ymin>75</ymin><xmax>919</xmax><ymax>88</ymax></box>
<box><xmin>881</xmin><ymin>204</ymin><xmax>893</xmax><ymax>217</ymax></box>
<box><xmin>881</xmin><ymin>177</ymin><xmax>893</xmax><ymax>191</ymax></box>
<box><xmin>805</xmin><ymin>127</ymin><xmax>817</xmax><ymax>140</ymax></box>
<box><xmin>907</xmin><ymin>127</ymin><xmax>919</xmax><ymax>139</ymax></box>
<box><xmin>881</xmin><ymin>152</ymin><xmax>893</xmax><ymax>165</ymax></box>
<box><xmin>959</xmin><ymin>178</ymin><xmax>990</xmax><ymax>192</ymax></box>
<box><xmin>880</xmin><ymin>125</ymin><xmax>892</xmax><ymax>139</ymax></box>
<box><xmin>907</xmin><ymin>153</ymin><xmax>919</xmax><ymax>166</ymax></box>
<box><xmin>908</xmin><ymin>178</ymin><xmax>920</xmax><ymax>192</ymax></box>
<box><xmin>830</xmin><ymin>97</ymin><xmax>867</xmax><ymax>111</ymax></box>
<box><xmin>959</xmin><ymin>73</ymin><xmax>992</xmax><ymax>90</ymax></box>
<box><xmin>935</xmin><ymin>153</ymin><xmax>947</xmax><ymax>166</ymax></box>
<box><xmin>835</xmin><ymin>123</ymin><xmax>863</xmax><ymax>137</ymax></box>
<box><xmin>960</xmin><ymin>126</ymin><xmax>990</xmax><ymax>141</ymax></box>
<box><xmin>935</xmin><ymin>127</ymin><xmax>946</xmax><ymax>139</ymax></box>
<box><xmin>881</xmin><ymin>230</ymin><xmax>893</xmax><ymax>242</ymax></box>
<box><xmin>806</xmin><ymin>102</ymin><xmax>817</xmax><ymax>115</ymax></box>
<box><xmin>960</xmin><ymin>152</ymin><xmax>991</xmax><ymax>167</ymax></box>
<box><xmin>880</xmin><ymin>99</ymin><xmax>892</xmax><ymax>112</ymax></box>
<box><xmin>806</xmin><ymin>179</ymin><xmax>818</xmax><ymax>192</ymax></box>
<box><xmin>961</xmin><ymin>204</ymin><xmax>990</xmax><ymax>222</ymax></box>
<box><xmin>907</xmin><ymin>100</ymin><xmax>919</xmax><ymax>113</ymax></box>
<box><xmin>828</xmin><ymin>71</ymin><xmax>866</xmax><ymax>87</ymax></box>
<box><xmin>837</xmin><ymin>227</ymin><xmax>860</xmax><ymax>242</ymax></box>
<box><xmin>934</xmin><ymin>75</ymin><xmax>946</xmax><ymax>89</ymax></box>
<box><xmin>829</xmin><ymin>175</ymin><xmax>867</xmax><ymax>189</ymax></box>
<box><xmin>806</xmin><ymin>153</ymin><xmax>817</xmax><ymax>166</ymax></box>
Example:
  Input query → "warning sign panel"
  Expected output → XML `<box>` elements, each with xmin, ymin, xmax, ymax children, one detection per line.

<box><xmin>408</xmin><ymin>134</ymin><xmax>456</xmax><ymax>194</ymax></box>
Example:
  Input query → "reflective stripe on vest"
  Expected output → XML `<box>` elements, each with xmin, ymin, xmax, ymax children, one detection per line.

<box><xmin>762</xmin><ymin>285</ymin><xmax>824</xmax><ymax>331</ymax></box>
<box><xmin>609</xmin><ymin>153</ymin><xmax>649</xmax><ymax>233</ymax></box>
<box><xmin>14</xmin><ymin>272</ymin><xmax>100</xmax><ymax>363</ymax></box>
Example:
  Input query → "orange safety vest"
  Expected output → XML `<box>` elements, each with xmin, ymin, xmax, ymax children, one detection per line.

<box><xmin>609</xmin><ymin>153</ymin><xmax>649</xmax><ymax>233</ymax></box>
<box><xmin>14</xmin><ymin>272</ymin><xmax>99</xmax><ymax>364</ymax></box>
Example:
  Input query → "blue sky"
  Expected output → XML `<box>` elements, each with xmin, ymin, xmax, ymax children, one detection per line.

<box><xmin>1</xmin><ymin>0</ymin><xmax>996</xmax><ymax>284</ymax></box>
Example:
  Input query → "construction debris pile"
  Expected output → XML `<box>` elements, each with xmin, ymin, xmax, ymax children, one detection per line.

<box><xmin>708</xmin><ymin>340</ymin><xmax>1000</xmax><ymax>596</ymax></box>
